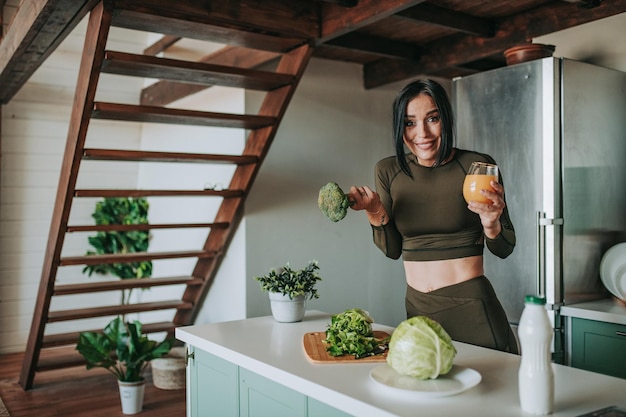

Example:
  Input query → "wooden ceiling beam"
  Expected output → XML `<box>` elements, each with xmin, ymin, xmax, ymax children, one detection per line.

<box><xmin>319</xmin><ymin>0</ymin><xmax>359</xmax><ymax>7</ymax></box>
<box><xmin>324</xmin><ymin>32</ymin><xmax>422</xmax><ymax>60</ymax></box>
<box><xmin>363</xmin><ymin>0</ymin><xmax>626</xmax><ymax>89</ymax></box>
<box><xmin>143</xmin><ymin>35</ymin><xmax>181</xmax><ymax>56</ymax></box>
<box><xmin>318</xmin><ymin>0</ymin><xmax>426</xmax><ymax>42</ymax></box>
<box><xmin>395</xmin><ymin>3</ymin><xmax>495</xmax><ymax>37</ymax></box>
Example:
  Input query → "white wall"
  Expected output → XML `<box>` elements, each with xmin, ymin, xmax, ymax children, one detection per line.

<box><xmin>534</xmin><ymin>13</ymin><xmax>626</xmax><ymax>72</ymax></box>
<box><xmin>244</xmin><ymin>58</ymin><xmax>408</xmax><ymax>327</ymax></box>
<box><xmin>134</xmin><ymin>84</ymin><xmax>248</xmax><ymax>325</ymax></box>
<box><xmin>1</xmin><ymin>7</ymin><xmax>625</xmax><ymax>353</ymax></box>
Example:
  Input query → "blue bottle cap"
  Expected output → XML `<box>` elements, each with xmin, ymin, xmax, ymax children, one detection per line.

<box><xmin>525</xmin><ymin>295</ymin><xmax>546</xmax><ymax>305</ymax></box>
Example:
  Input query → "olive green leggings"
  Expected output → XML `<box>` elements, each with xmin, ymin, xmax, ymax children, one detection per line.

<box><xmin>405</xmin><ymin>276</ymin><xmax>519</xmax><ymax>354</ymax></box>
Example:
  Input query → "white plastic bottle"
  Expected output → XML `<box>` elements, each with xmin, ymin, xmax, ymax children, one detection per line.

<box><xmin>518</xmin><ymin>295</ymin><xmax>554</xmax><ymax>415</ymax></box>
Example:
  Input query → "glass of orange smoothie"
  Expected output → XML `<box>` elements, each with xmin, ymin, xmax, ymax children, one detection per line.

<box><xmin>463</xmin><ymin>162</ymin><xmax>498</xmax><ymax>204</ymax></box>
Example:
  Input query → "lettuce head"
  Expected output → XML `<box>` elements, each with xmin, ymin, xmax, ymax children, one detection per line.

<box><xmin>386</xmin><ymin>316</ymin><xmax>457</xmax><ymax>379</ymax></box>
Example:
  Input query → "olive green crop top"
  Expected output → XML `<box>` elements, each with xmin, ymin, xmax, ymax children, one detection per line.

<box><xmin>371</xmin><ymin>149</ymin><xmax>516</xmax><ymax>261</ymax></box>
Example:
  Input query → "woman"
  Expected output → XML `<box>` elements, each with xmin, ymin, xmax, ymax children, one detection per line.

<box><xmin>349</xmin><ymin>79</ymin><xmax>518</xmax><ymax>353</ymax></box>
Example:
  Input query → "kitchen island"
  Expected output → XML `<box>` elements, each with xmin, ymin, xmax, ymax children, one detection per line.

<box><xmin>561</xmin><ymin>297</ymin><xmax>626</xmax><ymax>379</ymax></box>
<box><xmin>176</xmin><ymin>311</ymin><xmax>626</xmax><ymax>417</ymax></box>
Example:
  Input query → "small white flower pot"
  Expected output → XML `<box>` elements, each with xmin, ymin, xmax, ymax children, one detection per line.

<box><xmin>268</xmin><ymin>292</ymin><xmax>306</xmax><ymax>322</ymax></box>
<box><xmin>118</xmin><ymin>380</ymin><xmax>145</xmax><ymax>415</ymax></box>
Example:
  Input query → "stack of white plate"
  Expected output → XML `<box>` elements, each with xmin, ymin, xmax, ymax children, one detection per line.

<box><xmin>600</xmin><ymin>243</ymin><xmax>626</xmax><ymax>301</ymax></box>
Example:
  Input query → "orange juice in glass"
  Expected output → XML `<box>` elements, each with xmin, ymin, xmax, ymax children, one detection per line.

<box><xmin>463</xmin><ymin>162</ymin><xmax>498</xmax><ymax>204</ymax></box>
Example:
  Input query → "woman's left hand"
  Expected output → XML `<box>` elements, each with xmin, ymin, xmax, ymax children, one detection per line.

<box><xmin>467</xmin><ymin>180</ymin><xmax>505</xmax><ymax>239</ymax></box>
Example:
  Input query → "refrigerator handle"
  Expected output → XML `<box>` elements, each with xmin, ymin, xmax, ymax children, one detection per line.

<box><xmin>536</xmin><ymin>211</ymin><xmax>545</xmax><ymax>296</ymax></box>
<box><xmin>537</xmin><ymin>211</ymin><xmax>564</xmax><ymax>298</ymax></box>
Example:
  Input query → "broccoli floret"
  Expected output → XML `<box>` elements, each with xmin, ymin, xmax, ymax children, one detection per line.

<box><xmin>318</xmin><ymin>182</ymin><xmax>352</xmax><ymax>222</ymax></box>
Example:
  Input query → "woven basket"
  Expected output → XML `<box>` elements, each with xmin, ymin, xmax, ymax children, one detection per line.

<box><xmin>151</xmin><ymin>347</ymin><xmax>186</xmax><ymax>390</ymax></box>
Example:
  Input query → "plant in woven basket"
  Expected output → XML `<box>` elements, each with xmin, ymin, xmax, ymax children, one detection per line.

<box><xmin>83</xmin><ymin>197</ymin><xmax>152</xmax><ymax>304</ymax></box>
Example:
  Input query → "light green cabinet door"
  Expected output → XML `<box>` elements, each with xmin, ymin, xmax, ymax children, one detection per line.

<box><xmin>571</xmin><ymin>318</ymin><xmax>626</xmax><ymax>379</ymax></box>
<box><xmin>189</xmin><ymin>347</ymin><xmax>239</xmax><ymax>417</ymax></box>
<box><xmin>239</xmin><ymin>368</ymin><xmax>306</xmax><ymax>417</ymax></box>
<box><xmin>308</xmin><ymin>397</ymin><xmax>353</xmax><ymax>417</ymax></box>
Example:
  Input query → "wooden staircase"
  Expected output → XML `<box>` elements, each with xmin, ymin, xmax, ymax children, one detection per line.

<box><xmin>19</xmin><ymin>1</ymin><xmax>313</xmax><ymax>390</ymax></box>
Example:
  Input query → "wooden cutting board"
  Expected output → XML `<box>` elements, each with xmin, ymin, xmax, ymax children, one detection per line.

<box><xmin>303</xmin><ymin>330</ymin><xmax>390</xmax><ymax>364</ymax></box>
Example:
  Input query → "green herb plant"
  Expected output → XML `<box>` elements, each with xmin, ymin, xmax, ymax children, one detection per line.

<box><xmin>83</xmin><ymin>197</ymin><xmax>152</xmax><ymax>304</ymax></box>
<box><xmin>76</xmin><ymin>316</ymin><xmax>172</xmax><ymax>382</ymax></box>
<box><xmin>324</xmin><ymin>308</ymin><xmax>388</xmax><ymax>359</ymax></box>
<box><xmin>254</xmin><ymin>260</ymin><xmax>322</xmax><ymax>300</ymax></box>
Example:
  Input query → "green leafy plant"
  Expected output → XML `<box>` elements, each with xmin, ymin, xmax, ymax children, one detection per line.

<box><xmin>76</xmin><ymin>316</ymin><xmax>172</xmax><ymax>382</ymax></box>
<box><xmin>83</xmin><ymin>197</ymin><xmax>152</xmax><ymax>304</ymax></box>
<box><xmin>254</xmin><ymin>260</ymin><xmax>322</xmax><ymax>300</ymax></box>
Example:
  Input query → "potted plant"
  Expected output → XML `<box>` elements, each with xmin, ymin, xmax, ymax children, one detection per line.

<box><xmin>76</xmin><ymin>316</ymin><xmax>173</xmax><ymax>414</ymax></box>
<box><xmin>83</xmin><ymin>197</ymin><xmax>152</xmax><ymax>305</ymax></box>
<box><xmin>254</xmin><ymin>260</ymin><xmax>322</xmax><ymax>322</ymax></box>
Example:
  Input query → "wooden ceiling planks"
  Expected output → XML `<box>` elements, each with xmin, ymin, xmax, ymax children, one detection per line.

<box><xmin>0</xmin><ymin>0</ymin><xmax>625</xmax><ymax>104</ymax></box>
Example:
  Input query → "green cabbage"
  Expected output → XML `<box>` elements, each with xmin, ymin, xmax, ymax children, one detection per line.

<box><xmin>386</xmin><ymin>316</ymin><xmax>457</xmax><ymax>379</ymax></box>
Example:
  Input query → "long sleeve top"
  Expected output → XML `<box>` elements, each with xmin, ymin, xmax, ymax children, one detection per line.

<box><xmin>371</xmin><ymin>149</ymin><xmax>516</xmax><ymax>261</ymax></box>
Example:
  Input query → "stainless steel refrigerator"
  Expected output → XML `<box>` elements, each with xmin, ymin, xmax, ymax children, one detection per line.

<box><xmin>452</xmin><ymin>58</ymin><xmax>626</xmax><ymax>362</ymax></box>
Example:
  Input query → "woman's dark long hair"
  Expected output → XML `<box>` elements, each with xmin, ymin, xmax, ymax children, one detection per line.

<box><xmin>392</xmin><ymin>79</ymin><xmax>455</xmax><ymax>176</ymax></box>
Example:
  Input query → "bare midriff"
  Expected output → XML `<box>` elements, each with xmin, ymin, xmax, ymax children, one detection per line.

<box><xmin>404</xmin><ymin>255</ymin><xmax>484</xmax><ymax>293</ymax></box>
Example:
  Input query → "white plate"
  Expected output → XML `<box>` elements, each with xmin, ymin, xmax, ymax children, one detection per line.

<box><xmin>600</xmin><ymin>243</ymin><xmax>626</xmax><ymax>300</ymax></box>
<box><xmin>369</xmin><ymin>364</ymin><xmax>481</xmax><ymax>398</ymax></box>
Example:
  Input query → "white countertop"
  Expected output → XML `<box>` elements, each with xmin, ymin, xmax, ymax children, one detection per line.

<box><xmin>561</xmin><ymin>298</ymin><xmax>626</xmax><ymax>325</ymax></box>
<box><xmin>176</xmin><ymin>311</ymin><xmax>626</xmax><ymax>417</ymax></box>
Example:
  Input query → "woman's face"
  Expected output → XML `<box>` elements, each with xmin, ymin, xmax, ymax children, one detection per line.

<box><xmin>403</xmin><ymin>93</ymin><xmax>442</xmax><ymax>167</ymax></box>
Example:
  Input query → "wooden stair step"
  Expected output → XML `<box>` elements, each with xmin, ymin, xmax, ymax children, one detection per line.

<box><xmin>92</xmin><ymin>102</ymin><xmax>276</xmax><ymax>129</ymax></box>
<box><xmin>102</xmin><ymin>50</ymin><xmax>295</xmax><ymax>91</ymax></box>
<box><xmin>36</xmin><ymin>347</ymin><xmax>86</xmax><ymax>372</ymax></box>
<box><xmin>59</xmin><ymin>249</ymin><xmax>218</xmax><ymax>266</ymax></box>
<box><xmin>110</xmin><ymin>9</ymin><xmax>306</xmax><ymax>53</ymax></box>
<box><xmin>66</xmin><ymin>221</ymin><xmax>229</xmax><ymax>233</ymax></box>
<box><xmin>83</xmin><ymin>148</ymin><xmax>258</xmax><ymax>164</ymax></box>
<box><xmin>41</xmin><ymin>321</ymin><xmax>177</xmax><ymax>348</ymax></box>
<box><xmin>48</xmin><ymin>300</ymin><xmax>193</xmax><ymax>322</ymax></box>
<box><xmin>54</xmin><ymin>276</ymin><xmax>203</xmax><ymax>296</ymax></box>
<box><xmin>73</xmin><ymin>188</ymin><xmax>244</xmax><ymax>198</ymax></box>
